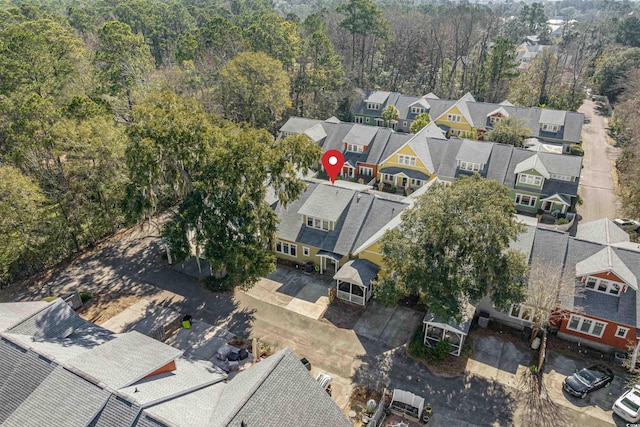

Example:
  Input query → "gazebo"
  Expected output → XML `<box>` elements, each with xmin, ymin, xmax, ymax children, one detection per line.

<box><xmin>422</xmin><ymin>304</ymin><xmax>475</xmax><ymax>356</ymax></box>
<box><xmin>333</xmin><ymin>259</ymin><xmax>379</xmax><ymax>306</ymax></box>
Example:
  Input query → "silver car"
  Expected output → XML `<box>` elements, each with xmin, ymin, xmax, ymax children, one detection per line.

<box><xmin>613</xmin><ymin>385</ymin><xmax>640</xmax><ymax>423</ymax></box>
<box><xmin>614</xmin><ymin>218</ymin><xmax>640</xmax><ymax>232</ymax></box>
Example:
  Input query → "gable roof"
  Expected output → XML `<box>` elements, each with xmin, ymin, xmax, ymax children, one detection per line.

<box><xmin>297</xmin><ymin>184</ymin><xmax>354</xmax><ymax>223</ymax></box>
<box><xmin>540</xmin><ymin>109</ymin><xmax>566</xmax><ymax>126</ymax></box>
<box><xmin>575</xmin><ymin>247</ymin><xmax>638</xmax><ymax>290</ymax></box>
<box><xmin>513</xmin><ymin>154</ymin><xmax>550</xmax><ymax>178</ymax></box>
<box><xmin>0</xmin><ymin>301</ymin><xmax>49</xmax><ymax>332</ymax></box>
<box><xmin>365</xmin><ymin>91</ymin><xmax>391</xmax><ymax>104</ymax></box>
<box><xmin>9</xmin><ymin>298</ymin><xmax>87</xmax><ymax>339</ymax></box>
<box><xmin>67</xmin><ymin>331</ymin><xmax>183</xmax><ymax>389</ymax></box>
<box><xmin>575</xmin><ymin>218</ymin><xmax>631</xmax><ymax>245</ymax></box>
<box><xmin>222</xmin><ymin>349</ymin><xmax>351</xmax><ymax>427</ymax></box>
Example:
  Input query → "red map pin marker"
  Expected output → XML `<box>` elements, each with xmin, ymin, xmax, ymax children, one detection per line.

<box><xmin>321</xmin><ymin>150</ymin><xmax>344</xmax><ymax>185</ymax></box>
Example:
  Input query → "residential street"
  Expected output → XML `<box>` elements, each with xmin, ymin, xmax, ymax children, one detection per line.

<box><xmin>6</xmin><ymin>218</ymin><xmax>623</xmax><ymax>426</ymax></box>
<box><xmin>577</xmin><ymin>98</ymin><xmax>622</xmax><ymax>223</ymax></box>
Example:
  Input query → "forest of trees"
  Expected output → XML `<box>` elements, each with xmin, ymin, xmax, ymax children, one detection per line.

<box><xmin>0</xmin><ymin>0</ymin><xmax>638</xmax><ymax>287</ymax></box>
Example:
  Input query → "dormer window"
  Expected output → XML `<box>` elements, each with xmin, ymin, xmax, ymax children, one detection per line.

<box><xmin>411</xmin><ymin>106</ymin><xmax>425</xmax><ymax>114</ymax></box>
<box><xmin>447</xmin><ymin>114</ymin><xmax>462</xmax><ymax>122</ymax></box>
<box><xmin>541</xmin><ymin>124</ymin><xmax>559</xmax><ymax>132</ymax></box>
<box><xmin>489</xmin><ymin>116</ymin><xmax>501</xmax><ymax>124</ymax></box>
<box><xmin>347</xmin><ymin>143</ymin><xmax>364</xmax><ymax>153</ymax></box>
<box><xmin>459</xmin><ymin>161</ymin><xmax>481</xmax><ymax>172</ymax></box>
<box><xmin>398</xmin><ymin>155</ymin><xmax>416</xmax><ymax>166</ymax></box>
<box><xmin>585</xmin><ymin>276</ymin><xmax>621</xmax><ymax>295</ymax></box>
<box><xmin>307</xmin><ymin>216</ymin><xmax>331</xmax><ymax>231</ymax></box>
<box><xmin>519</xmin><ymin>174</ymin><xmax>543</xmax><ymax>186</ymax></box>
<box><xmin>367</xmin><ymin>103</ymin><xmax>380</xmax><ymax>110</ymax></box>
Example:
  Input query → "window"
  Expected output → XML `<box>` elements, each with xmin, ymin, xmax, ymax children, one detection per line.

<box><xmin>365</xmin><ymin>117</ymin><xmax>370</xmax><ymax>123</ymax></box>
<box><xmin>347</xmin><ymin>143</ymin><xmax>364</xmax><ymax>153</ymax></box>
<box><xmin>307</xmin><ymin>216</ymin><xmax>330</xmax><ymax>231</ymax></box>
<box><xmin>375</xmin><ymin>118</ymin><xmax>385</xmax><ymax>126</ymax></box>
<box><xmin>584</xmin><ymin>276</ymin><xmax>621</xmax><ymax>295</ymax></box>
<box><xmin>519</xmin><ymin>174</ymin><xmax>543</xmax><ymax>186</ymax></box>
<box><xmin>541</xmin><ymin>123</ymin><xmax>559</xmax><ymax>132</ymax></box>
<box><xmin>550</xmin><ymin>173</ymin><xmax>572</xmax><ymax>181</ymax></box>
<box><xmin>459</xmin><ymin>161</ymin><xmax>481</xmax><ymax>172</ymax></box>
<box><xmin>410</xmin><ymin>178</ymin><xmax>422</xmax><ymax>187</ymax></box>
<box><xmin>354</xmin><ymin>116</ymin><xmax>364</xmax><ymax>124</ymax></box>
<box><xmin>398</xmin><ymin>155</ymin><xmax>417</xmax><ymax>166</ymax></box>
<box><xmin>489</xmin><ymin>115</ymin><xmax>501</xmax><ymax>124</ymax></box>
<box><xmin>447</xmin><ymin>114</ymin><xmax>461</xmax><ymax>122</ymax></box>
<box><xmin>410</xmin><ymin>106</ymin><xmax>425</xmax><ymax>114</ymax></box>
<box><xmin>383</xmin><ymin>173</ymin><xmax>394</xmax><ymax>182</ymax></box>
<box><xmin>515</xmin><ymin>194</ymin><xmax>537</xmax><ymax>207</ymax></box>
<box><xmin>566</xmin><ymin>314</ymin><xmax>607</xmax><ymax>338</ymax></box>
<box><xmin>359</xmin><ymin>166</ymin><xmax>373</xmax><ymax>176</ymax></box>
<box><xmin>450</xmin><ymin>129</ymin><xmax>459</xmax><ymax>136</ymax></box>
<box><xmin>302</xmin><ymin>247</ymin><xmax>310</xmax><ymax>257</ymax></box>
<box><xmin>275</xmin><ymin>241</ymin><xmax>297</xmax><ymax>257</ymax></box>
<box><xmin>616</xmin><ymin>326</ymin><xmax>629</xmax><ymax>338</ymax></box>
<box><xmin>509</xmin><ymin>304</ymin><xmax>533</xmax><ymax>321</ymax></box>
<box><xmin>403</xmin><ymin>121</ymin><xmax>407</xmax><ymax>127</ymax></box>
<box><xmin>367</xmin><ymin>103</ymin><xmax>380</xmax><ymax>110</ymax></box>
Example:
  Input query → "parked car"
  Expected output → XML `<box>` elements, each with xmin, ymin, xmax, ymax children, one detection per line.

<box><xmin>614</xmin><ymin>218</ymin><xmax>640</xmax><ymax>232</ymax></box>
<box><xmin>563</xmin><ymin>365</ymin><xmax>614</xmax><ymax>398</ymax></box>
<box><xmin>613</xmin><ymin>385</ymin><xmax>640</xmax><ymax>422</ymax></box>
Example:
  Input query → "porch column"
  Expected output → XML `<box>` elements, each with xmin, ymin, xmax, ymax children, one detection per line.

<box><xmin>631</xmin><ymin>338</ymin><xmax>640</xmax><ymax>370</ymax></box>
<box><xmin>562</xmin><ymin>204</ymin><xmax>567</xmax><ymax>214</ymax></box>
<box><xmin>319</xmin><ymin>257</ymin><xmax>323</xmax><ymax>274</ymax></box>
<box><xmin>335</xmin><ymin>260</ymin><xmax>338</xmax><ymax>273</ymax></box>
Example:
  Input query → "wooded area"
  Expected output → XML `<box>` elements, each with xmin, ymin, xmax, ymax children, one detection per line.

<box><xmin>0</xmin><ymin>0</ymin><xmax>638</xmax><ymax>287</ymax></box>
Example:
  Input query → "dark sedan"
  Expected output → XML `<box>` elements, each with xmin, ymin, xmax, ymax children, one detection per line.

<box><xmin>563</xmin><ymin>365</ymin><xmax>614</xmax><ymax>398</ymax></box>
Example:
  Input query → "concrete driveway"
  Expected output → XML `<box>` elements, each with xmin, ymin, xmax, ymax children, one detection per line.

<box><xmin>353</xmin><ymin>301</ymin><xmax>424</xmax><ymax>347</ymax></box>
<box><xmin>243</xmin><ymin>266</ymin><xmax>332</xmax><ymax>320</ymax></box>
<box><xmin>577</xmin><ymin>98</ymin><xmax>622</xmax><ymax>223</ymax></box>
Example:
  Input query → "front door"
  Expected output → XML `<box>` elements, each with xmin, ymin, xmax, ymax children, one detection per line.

<box><xmin>542</xmin><ymin>201</ymin><xmax>552</xmax><ymax>212</ymax></box>
<box><xmin>401</xmin><ymin>177</ymin><xmax>408</xmax><ymax>188</ymax></box>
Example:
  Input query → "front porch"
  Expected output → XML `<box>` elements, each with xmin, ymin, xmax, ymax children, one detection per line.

<box><xmin>540</xmin><ymin>193</ymin><xmax>571</xmax><ymax>215</ymax></box>
<box><xmin>333</xmin><ymin>259</ymin><xmax>379</xmax><ymax>306</ymax></box>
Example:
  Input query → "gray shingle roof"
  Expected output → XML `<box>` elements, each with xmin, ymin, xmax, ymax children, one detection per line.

<box><xmin>343</xmin><ymin>124</ymin><xmax>379</xmax><ymax>147</ymax></box>
<box><xmin>88</xmin><ymin>394</ymin><xmax>141</xmax><ymax>427</ymax></box>
<box><xmin>575</xmin><ymin>218</ymin><xmax>631</xmax><ymax>245</ymax></box>
<box><xmin>455</xmin><ymin>139</ymin><xmax>493</xmax><ymax>165</ymax></box>
<box><xmin>540</xmin><ymin>109</ymin><xmax>566</xmax><ymax>126</ymax></box>
<box><xmin>334</xmin><ymin>259</ymin><xmax>380</xmax><ymax>287</ymax></box>
<box><xmin>9</xmin><ymin>298</ymin><xmax>87</xmax><ymax>339</ymax></box>
<box><xmin>0</xmin><ymin>337</ymin><xmax>56</xmax><ymax>424</ymax></box>
<box><xmin>3</xmin><ymin>365</ymin><xmax>111</xmax><ymax>427</ymax></box>
<box><xmin>297</xmin><ymin>184</ymin><xmax>354</xmax><ymax>223</ymax></box>
<box><xmin>575</xmin><ymin>247</ymin><xmax>638</xmax><ymax>289</ymax></box>
<box><xmin>223</xmin><ymin>349</ymin><xmax>352</xmax><ymax>427</ymax></box>
<box><xmin>365</xmin><ymin>91</ymin><xmax>392</xmax><ymax>104</ymax></box>
<box><xmin>280</xmin><ymin>117</ymin><xmax>323</xmax><ymax>134</ymax></box>
<box><xmin>133</xmin><ymin>413</ymin><xmax>169</xmax><ymax>427</ymax></box>
<box><xmin>379</xmin><ymin>167</ymin><xmax>430</xmax><ymax>180</ymax></box>
<box><xmin>0</xmin><ymin>301</ymin><xmax>49</xmax><ymax>332</ymax></box>
<box><xmin>145</xmin><ymin>382</ymin><xmax>225</xmax><ymax>427</ymax></box>
<box><xmin>67</xmin><ymin>331</ymin><xmax>182</xmax><ymax>389</ymax></box>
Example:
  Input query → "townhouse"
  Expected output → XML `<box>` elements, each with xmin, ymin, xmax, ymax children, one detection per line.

<box><xmin>351</xmin><ymin>90</ymin><xmax>583</xmax><ymax>151</ymax></box>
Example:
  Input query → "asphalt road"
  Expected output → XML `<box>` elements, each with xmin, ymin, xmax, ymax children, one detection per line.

<box><xmin>576</xmin><ymin>99</ymin><xmax>622</xmax><ymax>223</ymax></box>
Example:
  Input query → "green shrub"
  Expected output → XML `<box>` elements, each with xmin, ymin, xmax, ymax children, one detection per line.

<box><xmin>407</xmin><ymin>328</ymin><xmax>427</xmax><ymax>359</ymax></box>
<box><xmin>390</xmin><ymin>186</ymin><xmax>397</xmax><ymax>193</ymax></box>
<box><xmin>203</xmin><ymin>276</ymin><xmax>234</xmax><ymax>292</ymax></box>
<box><xmin>79</xmin><ymin>291</ymin><xmax>92</xmax><ymax>303</ymax></box>
<box><xmin>555</xmin><ymin>218</ymin><xmax>570</xmax><ymax>225</ymax></box>
<box><xmin>570</xmin><ymin>144</ymin><xmax>584</xmax><ymax>156</ymax></box>
<box><xmin>42</xmin><ymin>296</ymin><xmax>58</xmax><ymax>302</ymax></box>
<box><xmin>427</xmin><ymin>338</ymin><xmax>452</xmax><ymax>361</ymax></box>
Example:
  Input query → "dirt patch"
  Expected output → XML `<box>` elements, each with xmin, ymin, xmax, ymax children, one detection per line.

<box><xmin>77</xmin><ymin>291</ymin><xmax>140</xmax><ymax>325</ymax></box>
<box><xmin>321</xmin><ymin>300</ymin><xmax>366</xmax><ymax>329</ymax></box>
<box><xmin>346</xmin><ymin>385</ymin><xmax>384</xmax><ymax>426</ymax></box>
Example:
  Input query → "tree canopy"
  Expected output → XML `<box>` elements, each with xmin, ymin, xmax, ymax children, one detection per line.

<box><xmin>410</xmin><ymin>113</ymin><xmax>431</xmax><ymax>133</ymax></box>
<box><xmin>485</xmin><ymin>116</ymin><xmax>531</xmax><ymax>147</ymax></box>
<box><xmin>374</xmin><ymin>175</ymin><xmax>529</xmax><ymax>321</ymax></box>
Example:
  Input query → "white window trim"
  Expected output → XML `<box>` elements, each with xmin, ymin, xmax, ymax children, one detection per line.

<box><xmin>275</xmin><ymin>241</ymin><xmax>297</xmax><ymax>257</ymax></box>
<box><xmin>509</xmin><ymin>304</ymin><xmax>533</xmax><ymax>321</ymax></box>
<box><xmin>410</xmin><ymin>178</ymin><xmax>422</xmax><ymax>187</ymax></box>
<box><xmin>398</xmin><ymin>155</ymin><xmax>417</xmax><ymax>166</ymax></box>
<box><xmin>403</xmin><ymin>121</ymin><xmax>407</xmax><ymax>127</ymax></box>
<box><xmin>615</xmin><ymin>326</ymin><xmax>629</xmax><ymax>338</ymax></box>
<box><xmin>550</xmin><ymin>173</ymin><xmax>572</xmax><ymax>181</ymax></box>
<box><xmin>359</xmin><ymin>166</ymin><xmax>373</xmax><ymax>176</ymax></box>
<box><xmin>519</xmin><ymin>173</ymin><xmax>543</xmax><ymax>187</ymax></box>
<box><xmin>541</xmin><ymin>123</ymin><xmax>559</xmax><ymax>132</ymax></box>
<box><xmin>411</xmin><ymin>106</ymin><xmax>425</xmax><ymax>114</ymax></box>
<box><xmin>354</xmin><ymin>116</ymin><xmax>364</xmax><ymax>124</ymax></box>
<box><xmin>306</xmin><ymin>216</ymin><xmax>331</xmax><ymax>231</ymax></box>
<box><xmin>367</xmin><ymin>103</ymin><xmax>380</xmax><ymax>110</ymax></box>
<box><xmin>365</xmin><ymin>117</ymin><xmax>370</xmax><ymax>123</ymax></box>
<box><xmin>302</xmin><ymin>246</ymin><xmax>310</xmax><ymax>257</ymax></box>
<box><xmin>566</xmin><ymin>314</ymin><xmax>607</xmax><ymax>338</ymax></box>
<box><xmin>347</xmin><ymin>143</ymin><xmax>364</xmax><ymax>153</ymax></box>
<box><xmin>459</xmin><ymin>161</ymin><xmax>481</xmax><ymax>172</ymax></box>
<box><xmin>447</xmin><ymin>114</ymin><xmax>461</xmax><ymax>122</ymax></box>
<box><xmin>489</xmin><ymin>115</ymin><xmax>501</xmax><ymax>124</ymax></box>
<box><xmin>584</xmin><ymin>276</ymin><xmax>621</xmax><ymax>295</ymax></box>
<box><xmin>515</xmin><ymin>193</ymin><xmax>537</xmax><ymax>207</ymax></box>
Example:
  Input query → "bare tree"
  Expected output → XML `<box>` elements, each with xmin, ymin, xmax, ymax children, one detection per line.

<box><xmin>525</xmin><ymin>260</ymin><xmax>583</xmax><ymax>341</ymax></box>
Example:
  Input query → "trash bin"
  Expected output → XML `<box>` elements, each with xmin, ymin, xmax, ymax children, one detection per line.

<box><xmin>300</xmin><ymin>357</ymin><xmax>311</xmax><ymax>371</ymax></box>
<box><xmin>182</xmin><ymin>315</ymin><xmax>192</xmax><ymax>329</ymax></box>
<box><xmin>522</xmin><ymin>326</ymin><xmax>532</xmax><ymax>342</ymax></box>
<box><xmin>478</xmin><ymin>312</ymin><xmax>490</xmax><ymax>329</ymax></box>
<box><xmin>305</xmin><ymin>261</ymin><xmax>314</xmax><ymax>273</ymax></box>
<box><xmin>531</xmin><ymin>337</ymin><xmax>541</xmax><ymax>350</ymax></box>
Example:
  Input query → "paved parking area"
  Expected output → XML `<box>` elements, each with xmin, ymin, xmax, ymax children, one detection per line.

<box><xmin>243</xmin><ymin>266</ymin><xmax>333</xmax><ymax>319</ymax></box>
<box><xmin>354</xmin><ymin>301</ymin><xmax>424</xmax><ymax>347</ymax></box>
